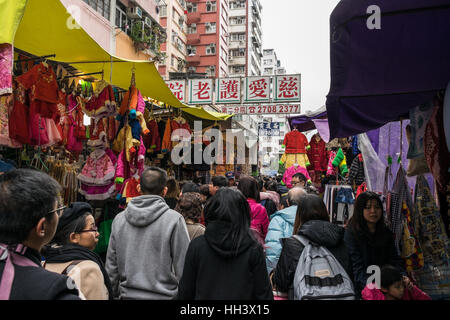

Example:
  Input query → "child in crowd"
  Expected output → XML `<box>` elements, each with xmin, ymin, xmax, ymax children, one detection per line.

<box><xmin>362</xmin><ymin>265</ymin><xmax>431</xmax><ymax>300</ymax></box>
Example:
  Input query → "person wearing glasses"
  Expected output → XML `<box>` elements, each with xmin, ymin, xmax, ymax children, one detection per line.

<box><xmin>344</xmin><ymin>191</ymin><xmax>405</xmax><ymax>298</ymax></box>
<box><xmin>42</xmin><ymin>202</ymin><xmax>113</xmax><ymax>300</ymax></box>
<box><xmin>0</xmin><ymin>169</ymin><xmax>80</xmax><ymax>300</ymax></box>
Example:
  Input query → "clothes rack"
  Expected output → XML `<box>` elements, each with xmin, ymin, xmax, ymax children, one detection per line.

<box><xmin>323</xmin><ymin>184</ymin><xmax>355</xmax><ymax>225</ymax></box>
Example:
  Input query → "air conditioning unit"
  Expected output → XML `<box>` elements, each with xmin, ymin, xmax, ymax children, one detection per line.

<box><xmin>127</xmin><ymin>6</ymin><xmax>143</xmax><ymax>19</ymax></box>
<box><xmin>144</xmin><ymin>17</ymin><xmax>152</xmax><ymax>27</ymax></box>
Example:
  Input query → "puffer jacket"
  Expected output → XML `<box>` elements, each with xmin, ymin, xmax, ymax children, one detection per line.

<box><xmin>264</xmin><ymin>205</ymin><xmax>297</xmax><ymax>274</ymax></box>
<box><xmin>247</xmin><ymin>199</ymin><xmax>269</xmax><ymax>242</ymax></box>
<box><xmin>272</xmin><ymin>220</ymin><xmax>352</xmax><ymax>300</ymax></box>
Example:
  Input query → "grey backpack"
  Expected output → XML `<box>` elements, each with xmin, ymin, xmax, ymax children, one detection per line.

<box><xmin>292</xmin><ymin>235</ymin><xmax>355</xmax><ymax>300</ymax></box>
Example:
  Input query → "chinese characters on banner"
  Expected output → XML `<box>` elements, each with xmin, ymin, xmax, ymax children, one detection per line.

<box><xmin>258</xmin><ymin>122</ymin><xmax>281</xmax><ymax>136</ymax></box>
<box><xmin>220</xmin><ymin>104</ymin><xmax>301</xmax><ymax>115</ymax></box>
<box><xmin>188</xmin><ymin>79</ymin><xmax>213</xmax><ymax>104</ymax></box>
<box><xmin>274</xmin><ymin>75</ymin><xmax>301</xmax><ymax>102</ymax></box>
<box><xmin>244</xmin><ymin>77</ymin><xmax>270</xmax><ymax>103</ymax></box>
<box><xmin>216</xmin><ymin>78</ymin><xmax>241</xmax><ymax>103</ymax></box>
<box><xmin>166</xmin><ymin>80</ymin><xmax>186</xmax><ymax>102</ymax></box>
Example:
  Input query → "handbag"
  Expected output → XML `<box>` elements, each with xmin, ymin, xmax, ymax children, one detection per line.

<box><xmin>94</xmin><ymin>207</ymin><xmax>113</xmax><ymax>254</ymax></box>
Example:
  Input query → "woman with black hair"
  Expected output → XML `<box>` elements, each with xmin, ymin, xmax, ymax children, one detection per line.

<box><xmin>272</xmin><ymin>193</ymin><xmax>351</xmax><ymax>300</ymax></box>
<box><xmin>344</xmin><ymin>191</ymin><xmax>405</xmax><ymax>297</ymax></box>
<box><xmin>237</xmin><ymin>176</ymin><xmax>269</xmax><ymax>245</ymax></box>
<box><xmin>42</xmin><ymin>202</ymin><xmax>113</xmax><ymax>300</ymax></box>
<box><xmin>177</xmin><ymin>188</ymin><xmax>273</xmax><ymax>300</ymax></box>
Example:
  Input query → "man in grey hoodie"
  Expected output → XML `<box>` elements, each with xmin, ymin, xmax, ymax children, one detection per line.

<box><xmin>105</xmin><ymin>167</ymin><xmax>190</xmax><ymax>299</ymax></box>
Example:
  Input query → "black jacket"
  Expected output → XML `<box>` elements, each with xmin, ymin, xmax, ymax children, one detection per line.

<box><xmin>344</xmin><ymin>225</ymin><xmax>405</xmax><ymax>295</ymax></box>
<box><xmin>177</xmin><ymin>220</ymin><xmax>273</xmax><ymax>300</ymax></box>
<box><xmin>272</xmin><ymin>220</ymin><xmax>352</xmax><ymax>300</ymax></box>
<box><xmin>0</xmin><ymin>247</ymin><xmax>80</xmax><ymax>300</ymax></box>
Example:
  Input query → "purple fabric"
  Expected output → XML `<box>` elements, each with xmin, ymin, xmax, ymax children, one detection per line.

<box><xmin>288</xmin><ymin>112</ymin><xmax>327</xmax><ymax>132</ymax></box>
<box><xmin>312</xmin><ymin>119</ymin><xmax>330</xmax><ymax>143</ymax></box>
<box><xmin>377</xmin><ymin>120</ymin><xmax>435</xmax><ymax>196</ymax></box>
<box><xmin>366</xmin><ymin>128</ymin><xmax>380</xmax><ymax>154</ymax></box>
<box><xmin>326</xmin><ymin>0</ymin><xmax>450</xmax><ymax>139</ymax></box>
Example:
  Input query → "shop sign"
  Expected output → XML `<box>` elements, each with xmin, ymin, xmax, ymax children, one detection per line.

<box><xmin>273</xmin><ymin>75</ymin><xmax>301</xmax><ymax>102</ymax></box>
<box><xmin>216</xmin><ymin>78</ymin><xmax>241</xmax><ymax>103</ymax></box>
<box><xmin>258</xmin><ymin>122</ymin><xmax>281</xmax><ymax>136</ymax></box>
<box><xmin>244</xmin><ymin>76</ymin><xmax>271</xmax><ymax>103</ymax></box>
<box><xmin>166</xmin><ymin>80</ymin><xmax>186</xmax><ymax>102</ymax></box>
<box><xmin>219</xmin><ymin>104</ymin><xmax>301</xmax><ymax>115</ymax></box>
<box><xmin>188</xmin><ymin>79</ymin><xmax>213</xmax><ymax>104</ymax></box>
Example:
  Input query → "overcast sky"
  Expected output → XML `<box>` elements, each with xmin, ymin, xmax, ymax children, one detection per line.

<box><xmin>260</xmin><ymin>0</ymin><xmax>341</xmax><ymax>113</ymax></box>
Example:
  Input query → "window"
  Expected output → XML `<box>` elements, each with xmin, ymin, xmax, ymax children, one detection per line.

<box><xmin>206</xmin><ymin>1</ymin><xmax>217</xmax><ymax>12</ymax></box>
<box><xmin>230</xmin><ymin>48</ymin><xmax>245</xmax><ymax>57</ymax></box>
<box><xmin>206</xmin><ymin>43</ymin><xmax>216</xmax><ymax>55</ymax></box>
<box><xmin>159</xmin><ymin>4</ymin><xmax>167</xmax><ymax>17</ymax></box>
<box><xmin>205</xmin><ymin>22</ymin><xmax>216</xmax><ymax>33</ymax></box>
<box><xmin>115</xmin><ymin>3</ymin><xmax>131</xmax><ymax>35</ymax></box>
<box><xmin>84</xmin><ymin>0</ymin><xmax>111</xmax><ymax>20</ymax></box>
<box><xmin>171</xmin><ymin>55</ymin><xmax>176</xmax><ymax>67</ymax></box>
<box><xmin>230</xmin><ymin>16</ymin><xmax>246</xmax><ymax>25</ymax></box>
<box><xmin>232</xmin><ymin>65</ymin><xmax>245</xmax><ymax>74</ymax></box>
<box><xmin>188</xmin><ymin>23</ymin><xmax>197</xmax><ymax>34</ymax></box>
<box><xmin>187</xmin><ymin>3</ymin><xmax>197</xmax><ymax>13</ymax></box>
<box><xmin>230</xmin><ymin>0</ymin><xmax>245</xmax><ymax>9</ymax></box>
<box><xmin>264</xmin><ymin>59</ymin><xmax>272</xmax><ymax>66</ymax></box>
<box><xmin>188</xmin><ymin>66</ymin><xmax>197</xmax><ymax>73</ymax></box>
<box><xmin>231</xmin><ymin>33</ymin><xmax>245</xmax><ymax>41</ymax></box>
<box><xmin>187</xmin><ymin>45</ymin><xmax>197</xmax><ymax>56</ymax></box>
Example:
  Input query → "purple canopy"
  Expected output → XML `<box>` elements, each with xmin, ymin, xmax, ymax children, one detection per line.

<box><xmin>326</xmin><ymin>0</ymin><xmax>450</xmax><ymax>139</ymax></box>
<box><xmin>288</xmin><ymin>111</ymin><xmax>327</xmax><ymax>132</ymax></box>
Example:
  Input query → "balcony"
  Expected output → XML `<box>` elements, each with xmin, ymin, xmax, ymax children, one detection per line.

<box><xmin>187</xmin><ymin>12</ymin><xmax>201</xmax><ymax>24</ymax></box>
<box><xmin>187</xmin><ymin>54</ymin><xmax>201</xmax><ymax>65</ymax></box>
<box><xmin>187</xmin><ymin>33</ymin><xmax>201</xmax><ymax>44</ymax></box>
<box><xmin>228</xmin><ymin>40</ymin><xmax>246</xmax><ymax>49</ymax></box>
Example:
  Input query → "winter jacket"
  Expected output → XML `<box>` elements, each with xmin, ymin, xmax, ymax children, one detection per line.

<box><xmin>348</xmin><ymin>154</ymin><xmax>365</xmax><ymax>187</ymax></box>
<box><xmin>247</xmin><ymin>199</ymin><xmax>269</xmax><ymax>241</ymax></box>
<box><xmin>361</xmin><ymin>284</ymin><xmax>431</xmax><ymax>300</ymax></box>
<box><xmin>344</xmin><ymin>226</ymin><xmax>406</xmax><ymax>296</ymax></box>
<box><xmin>282</xmin><ymin>165</ymin><xmax>312</xmax><ymax>189</ymax></box>
<box><xmin>282</xmin><ymin>130</ymin><xmax>310</xmax><ymax>154</ymax></box>
<box><xmin>0</xmin><ymin>246</ymin><xmax>80</xmax><ymax>300</ymax></box>
<box><xmin>272</xmin><ymin>220</ymin><xmax>351</xmax><ymax>300</ymax></box>
<box><xmin>177</xmin><ymin>220</ymin><xmax>274</xmax><ymax>300</ymax></box>
<box><xmin>105</xmin><ymin>195</ymin><xmax>190</xmax><ymax>300</ymax></box>
<box><xmin>264</xmin><ymin>205</ymin><xmax>297</xmax><ymax>274</ymax></box>
<box><xmin>307</xmin><ymin>134</ymin><xmax>328</xmax><ymax>171</ymax></box>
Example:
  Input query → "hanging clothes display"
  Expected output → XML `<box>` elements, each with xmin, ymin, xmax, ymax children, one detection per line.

<box><xmin>0</xmin><ymin>94</ymin><xmax>21</xmax><ymax>148</ymax></box>
<box><xmin>82</xmin><ymin>80</ymin><xmax>117</xmax><ymax>119</ymax></box>
<box><xmin>0</xmin><ymin>43</ymin><xmax>13</xmax><ymax>95</ymax></box>
<box><xmin>279</xmin><ymin>128</ymin><xmax>310</xmax><ymax>169</ymax></box>
<box><xmin>348</xmin><ymin>154</ymin><xmax>365</xmax><ymax>188</ymax></box>
<box><xmin>323</xmin><ymin>184</ymin><xmax>354</xmax><ymax>225</ymax></box>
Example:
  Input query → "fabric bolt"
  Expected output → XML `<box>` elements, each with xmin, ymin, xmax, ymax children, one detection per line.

<box><xmin>282</xmin><ymin>165</ymin><xmax>311</xmax><ymax>189</ymax></box>
<box><xmin>0</xmin><ymin>43</ymin><xmax>13</xmax><ymax>95</ymax></box>
<box><xmin>282</xmin><ymin>129</ymin><xmax>309</xmax><ymax>153</ymax></box>
<box><xmin>307</xmin><ymin>133</ymin><xmax>328</xmax><ymax>171</ymax></box>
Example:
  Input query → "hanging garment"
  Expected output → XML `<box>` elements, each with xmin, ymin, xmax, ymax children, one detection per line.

<box><xmin>82</xmin><ymin>80</ymin><xmax>117</xmax><ymax>119</ymax></box>
<box><xmin>400</xmin><ymin>201</ymin><xmax>424</xmax><ymax>272</ymax></box>
<box><xmin>282</xmin><ymin>165</ymin><xmax>311</xmax><ymax>189</ymax></box>
<box><xmin>143</xmin><ymin>118</ymin><xmax>161</xmax><ymax>153</ymax></box>
<box><xmin>349</xmin><ymin>154</ymin><xmax>365</xmax><ymax>187</ymax></box>
<box><xmin>78</xmin><ymin>149</ymin><xmax>116</xmax><ymax>186</ymax></box>
<box><xmin>0</xmin><ymin>43</ymin><xmax>13</xmax><ymax>95</ymax></box>
<box><xmin>279</xmin><ymin>153</ymin><xmax>310</xmax><ymax>169</ymax></box>
<box><xmin>326</xmin><ymin>150</ymin><xmax>337</xmax><ymax>176</ymax></box>
<box><xmin>118</xmin><ymin>177</ymin><xmax>141</xmax><ymax>204</ymax></box>
<box><xmin>9</xmin><ymin>81</ymin><xmax>30</xmax><ymax>145</ymax></box>
<box><xmin>161</xmin><ymin>119</ymin><xmax>172</xmax><ymax>152</ymax></box>
<box><xmin>0</xmin><ymin>94</ymin><xmax>21</xmax><ymax>148</ymax></box>
<box><xmin>424</xmin><ymin>99</ymin><xmax>450</xmax><ymax>194</ymax></box>
<box><xmin>332</xmin><ymin>148</ymin><xmax>349</xmax><ymax>175</ymax></box>
<box><xmin>307</xmin><ymin>133</ymin><xmax>328</xmax><ymax>171</ymax></box>
<box><xmin>41</xmin><ymin>118</ymin><xmax>62</xmax><ymax>148</ymax></box>
<box><xmin>66</xmin><ymin>113</ymin><xmax>83</xmax><ymax>153</ymax></box>
<box><xmin>282</xmin><ymin>129</ymin><xmax>309</xmax><ymax>153</ymax></box>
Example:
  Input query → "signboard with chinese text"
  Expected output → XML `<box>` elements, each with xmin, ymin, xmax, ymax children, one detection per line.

<box><xmin>273</xmin><ymin>75</ymin><xmax>301</xmax><ymax>102</ymax></box>
<box><xmin>244</xmin><ymin>76</ymin><xmax>270</xmax><ymax>103</ymax></box>
<box><xmin>219</xmin><ymin>104</ymin><xmax>301</xmax><ymax>115</ymax></box>
<box><xmin>258</xmin><ymin>122</ymin><xmax>282</xmax><ymax>136</ymax></box>
<box><xmin>216</xmin><ymin>78</ymin><xmax>241</xmax><ymax>103</ymax></box>
<box><xmin>166</xmin><ymin>80</ymin><xmax>186</xmax><ymax>102</ymax></box>
<box><xmin>188</xmin><ymin>79</ymin><xmax>213</xmax><ymax>104</ymax></box>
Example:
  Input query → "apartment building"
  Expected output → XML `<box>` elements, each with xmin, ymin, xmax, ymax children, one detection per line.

<box><xmin>158</xmin><ymin>0</ymin><xmax>188</xmax><ymax>79</ymax></box>
<box><xmin>228</xmin><ymin>0</ymin><xmax>262</xmax><ymax>77</ymax></box>
<box><xmin>262</xmin><ymin>48</ymin><xmax>285</xmax><ymax>75</ymax></box>
<box><xmin>66</xmin><ymin>0</ymin><xmax>166</xmax><ymax>61</ymax></box>
<box><xmin>185</xmin><ymin>0</ymin><xmax>229</xmax><ymax>78</ymax></box>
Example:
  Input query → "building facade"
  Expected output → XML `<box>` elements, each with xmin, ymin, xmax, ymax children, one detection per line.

<box><xmin>262</xmin><ymin>48</ymin><xmax>286</xmax><ymax>75</ymax></box>
<box><xmin>185</xmin><ymin>0</ymin><xmax>229</xmax><ymax>78</ymax></box>
<box><xmin>63</xmin><ymin>0</ymin><xmax>166</xmax><ymax>62</ymax></box>
<box><xmin>228</xmin><ymin>0</ymin><xmax>262</xmax><ymax>77</ymax></box>
<box><xmin>158</xmin><ymin>0</ymin><xmax>188</xmax><ymax>79</ymax></box>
